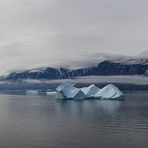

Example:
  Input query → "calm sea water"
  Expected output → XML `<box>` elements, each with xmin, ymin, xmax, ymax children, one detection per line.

<box><xmin>0</xmin><ymin>92</ymin><xmax>148</xmax><ymax>148</ymax></box>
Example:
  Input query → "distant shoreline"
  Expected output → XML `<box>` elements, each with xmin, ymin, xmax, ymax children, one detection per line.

<box><xmin>0</xmin><ymin>76</ymin><xmax>148</xmax><ymax>91</ymax></box>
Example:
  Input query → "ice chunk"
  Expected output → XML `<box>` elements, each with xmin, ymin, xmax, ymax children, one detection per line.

<box><xmin>95</xmin><ymin>84</ymin><xmax>124</xmax><ymax>100</ymax></box>
<box><xmin>26</xmin><ymin>90</ymin><xmax>38</xmax><ymax>95</ymax></box>
<box><xmin>46</xmin><ymin>91</ymin><xmax>56</xmax><ymax>96</ymax></box>
<box><xmin>56</xmin><ymin>82</ymin><xmax>86</xmax><ymax>100</ymax></box>
<box><xmin>56</xmin><ymin>82</ymin><xmax>124</xmax><ymax>100</ymax></box>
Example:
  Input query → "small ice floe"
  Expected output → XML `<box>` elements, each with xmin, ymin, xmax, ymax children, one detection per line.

<box><xmin>26</xmin><ymin>90</ymin><xmax>39</xmax><ymax>95</ymax></box>
<box><xmin>46</xmin><ymin>91</ymin><xmax>56</xmax><ymax>96</ymax></box>
<box><xmin>56</xmin><ymin>82</ymin><xmax>124</xmax><ymax>100</ymax></box>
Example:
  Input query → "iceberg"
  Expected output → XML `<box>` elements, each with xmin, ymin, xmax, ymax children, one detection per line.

<box><xmin>26</xmin><ymin>90</ymin><xmax>39</xmax><ymax>95</ymax></box>
<box><xmin>95</xmin><ymin>84</ymin><xmax>124</xmax><ymax>100</ymax></box>
<box><xmin>56</xmin><ymin>82</ymin><xmax>124</xmax><ymax>100</ymax></box>
<box><xmin>56</xmin><ymin>82</ymin><xmax>86</xmax><ymax>100</ymax></box>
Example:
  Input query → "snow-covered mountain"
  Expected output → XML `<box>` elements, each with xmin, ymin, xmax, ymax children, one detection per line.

<box><xmin>2</xmin><ymin>55</ymin><xmax>148</xmax><ymax>80</ymax></box>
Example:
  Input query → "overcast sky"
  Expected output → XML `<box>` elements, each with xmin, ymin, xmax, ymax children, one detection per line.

<box><xmin>0</xmin><ymin>0</ymin><xmax>148</xmax><ymax>73</ymax></box>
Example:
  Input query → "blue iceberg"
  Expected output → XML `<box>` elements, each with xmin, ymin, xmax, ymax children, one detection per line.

<box><xmin>56</xmin><ymin>82</ymin><xmax>124</xmax><ymax>100</ymax></box>
<box><xmin>56</xmin><ymin>82</ymin><xmax>86</xmax><ymax>100</ymax></box>
<box><xmin>94</xmin><ymin>84</ymin><xmax>124</xmax><ymax>100</ymax></box>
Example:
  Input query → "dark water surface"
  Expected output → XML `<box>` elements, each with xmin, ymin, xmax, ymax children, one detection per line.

<box><xmin>0</xmin><ymin>92</ymin><xmax>148</xmax><ymax>148</ymax></box>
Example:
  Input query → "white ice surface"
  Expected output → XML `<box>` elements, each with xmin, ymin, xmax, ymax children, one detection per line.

<box><xmin>26</xmin><ymin>90</ymin><xmax>38</xmax><ymax>95</ymax></box>
<box><xmin>95</xmin><ymin>84</ymin><xmax>124</xmax><ymax>100</ymax></box>
<box><xmin>56</xmin><ymin>82</ymin><xmax>124</xmax><ymax>100</ymax></box>
<box><xmin>56</xmin><ymin>82</ymin><xmax>86</xmax><ymax>100</ymax></box>
<box><xmin>46</xmin><ymin>91</ymin><xmax>56</xmax><ymax>96</ymax></box>
<box><xmin>80</xmin><ymin>84</ymin><xmax>100</xmax><ymax>98</ymax></box>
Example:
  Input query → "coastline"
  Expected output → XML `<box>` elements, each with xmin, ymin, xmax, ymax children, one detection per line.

<box><xmin>0</xmin><ymin>75</ymin><xmax>148</xmax><ymax>91</ymax></box>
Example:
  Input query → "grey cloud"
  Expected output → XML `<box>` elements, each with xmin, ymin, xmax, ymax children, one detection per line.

<box><xmin>0</xmin><ymin>0</ymin><xmax>148</xmax><ymax>73</ymax></box>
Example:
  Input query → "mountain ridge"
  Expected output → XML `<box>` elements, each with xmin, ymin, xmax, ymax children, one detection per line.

<box><xmin>2</xmin><ymin>56</ymin><xmax>148</xmax><ymax>80</ymax></box>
